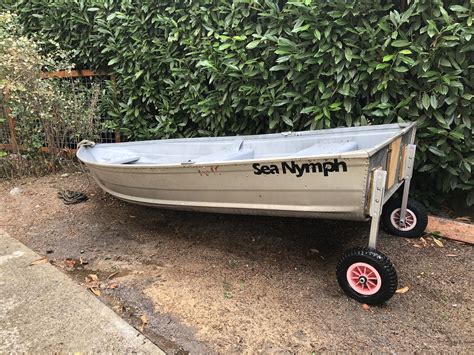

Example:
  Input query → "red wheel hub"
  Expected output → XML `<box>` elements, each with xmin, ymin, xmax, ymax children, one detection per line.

<box><xmin>390</xmin><ymin>208</ymin><xmax>417</xmax><ymax>231</ymax></box>
<box><xmin>346</xmin><ymin>262</ymin><xmax>382</xmax><ymax>295</ymax></box>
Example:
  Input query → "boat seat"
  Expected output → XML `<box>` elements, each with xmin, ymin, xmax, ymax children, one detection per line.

<box><xmin>97</xmin><ymin>154</ymin><xmax>140</xmax><ymax>164</ymax></box>
<box><xmin>192</xmin><ymin>148</ymin><xmax>254</xmax><ymax>163</ymax></box>
<box><xmin>297</xmin><ymin>141</ymin><xmax>358</xmax><ymax>156</ymax></box>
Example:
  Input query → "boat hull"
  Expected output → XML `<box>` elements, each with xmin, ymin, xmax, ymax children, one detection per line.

<box><xmin>87</xmin><ymin>156</ymin><xmax>370</xmax><ymax>221</ymax></box>
<box><xmin>79</xmin><ymin>123</ymin><xmax>417</xmax><ymax>221</ymax></box>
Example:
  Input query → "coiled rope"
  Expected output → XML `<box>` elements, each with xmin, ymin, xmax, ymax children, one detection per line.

<box><xmin>57</xmin><ymin>189</ymin><xmax>88</xmax><ymax>204</ymax></box>
<box><xmin>57</xmin><ymin>140</ymin><xmax>94</xmax><ymax>205</ymax></box>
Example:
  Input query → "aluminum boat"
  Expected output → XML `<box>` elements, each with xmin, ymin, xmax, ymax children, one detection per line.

<box><xmin>77</xmin><ymin>123</ymin><xmax>415</xmax><ymax>221</ymax></box>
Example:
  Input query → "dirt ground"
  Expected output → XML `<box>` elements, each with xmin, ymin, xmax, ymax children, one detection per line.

<box><xmin>1</xmin><ymin>173</ymin><xmax>473</xmax><ymax>353</ymax></box>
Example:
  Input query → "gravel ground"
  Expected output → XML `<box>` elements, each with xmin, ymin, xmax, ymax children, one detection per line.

<box><xmin>1</xmin><ymin>173</ymin><xmax>473</xmax><ymax>353</ymax></box>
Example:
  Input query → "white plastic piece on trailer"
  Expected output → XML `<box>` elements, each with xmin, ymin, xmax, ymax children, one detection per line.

<box><xmin>369</xmin><ymin>169</ymin><xmax>387</xmax><ymax>248</ymax></box>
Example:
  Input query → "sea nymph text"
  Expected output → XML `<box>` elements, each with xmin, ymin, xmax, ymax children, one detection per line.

<box><xmin>252</xmin><ymin>159</ymin><xmax>347</xmax><ymax>177</ymax></box>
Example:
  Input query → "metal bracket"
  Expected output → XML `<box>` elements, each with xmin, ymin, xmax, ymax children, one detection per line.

<box><xmin>401</xmin><ymin>144</ymin><xmax>416</xmax><ymax>179</ymax></box>
<box><xmin>368</xmin><ymin>169</ymin><xmax>387</xmax><ymax>248</ymax></box>
<box><xmin>370</xmin><ymin>169</ymin><xmax>387</xmax><ymax>218</ymax></box>
<box><xmin>181</xmin><ymin>160</ymin><xmax>195</xmax><ymax>165</ymax></box>
<box><xmin>399</xmin><ymin>144</ymin><xmax>416</xmax><ymax>227</ymax></box>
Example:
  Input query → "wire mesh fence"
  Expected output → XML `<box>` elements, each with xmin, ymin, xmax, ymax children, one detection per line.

<box><xmin>0</xmin><ymin>70</ymin><xmax>119</xmax><ymax>153</ymax></box>
<box><xmin>0</xmin><ymin>91</ymin><xmax>12</xmax><ymax>147</ymax></box>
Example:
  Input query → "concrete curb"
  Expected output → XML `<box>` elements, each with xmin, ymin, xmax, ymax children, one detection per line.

<box><xmin>426</xmin><ymin>216</ymin><xmax>474</xmax><ymax>245</ymax></box>
<box><xmin>0</xmin><ymin>230</ymin><xmax>164</xmax><ymax>353</ymax></box>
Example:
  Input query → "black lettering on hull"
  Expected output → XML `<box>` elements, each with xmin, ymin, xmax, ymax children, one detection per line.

<box><xmin>253</xmin><ymin>159</ymin><xmax>348</xmax><ymax>177</ymax></box>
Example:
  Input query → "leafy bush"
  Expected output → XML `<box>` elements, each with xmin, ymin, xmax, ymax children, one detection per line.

<box><xmin>0</xmin><ymin>12</ymin><xmax>102</xmax><ymax>175</ymax></box>
<box><xmin>2</xmin><ymin>0</ymin><xmax>473</xmax><ymax>204</ymax></box>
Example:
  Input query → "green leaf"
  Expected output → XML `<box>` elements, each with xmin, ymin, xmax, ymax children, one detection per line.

<box><xmin>383</xmin><ymin>54</ymin><xmax>395</xmax><ymax>62</ymax></box>
<box><xmin>273</xmin><ymin>100</ymin><xmax>289</xmax><ymax>107</ymax></box>
<box><xmin>463</xmin><ymin>161</ymin><xmax>471</xmax><ymax>174</ymax></box>
<box><xmin>433</xmin><ymin>111</ymin><xmax>446</xmax><ymax>127</ymax></box>
<box><xmin>197</xmin><ymin>60</ymin><xmax>216</xmax><ymax>69</ymax></box>
<box><xmin>282</xmin><ymin>115</ymin><xmax>293</xmax><ymax>126</ymax></box>
<box><xmin>391</xmin><ymin>40</ymin><xmax>411</xmax><ymax>47</ymax></box>
<box><xmin>323</xmin><ymin>106</ymin><xmax>330</xmax><ymax>118</ymax></box>
<box><xmin>106</xmin><ymin>13</ymin><xmax>116</xmax><ymax>21</ymax></box>
<box><xmin>269</xmin><ymin>65</ymin><xmax>289</xmax><ymax>71</ymax></box>
<box><xmin>134</xmin><ymin>70</ymin><xmax>144</xmax><ymax>79</ymax></box>
<box><xmin>400</xmin><ymin>56</ymin><xmax>415</xmax><ymax>66</ymax></box>
<box><xmin>314</xmin><ymin>29</ymin><xmax>321</xmax><ymax>40</ymax></box>
<box><xmin>428</xmin><ymin>146</ymin><xmax>445</xmax><ymax>157</ymax></box>
<box><xmin>450</xmin><ymin>5</ymin><xmax>469</xmax><ymax>12</ymax></box>
<box><xmin>317</xmin><ymin>81</ymin><xmax>325</xmax><ymax>94</ymax></box>
<box><xmin>329</xmin><ymin>101</ymin><xmax>342</xmax><ymax>110</ymax></box>
<box><xmin>449</xmin><ymin>131</ymin><xmax>464</xmax><ymax>141</ymax></box>
<box><xmin>418</xmin><ymin>164</ymin><xmax>434</xmax><ymax>172</ymax></box>
<box><xmin>292</xmin><ymin>24</ymin><xmax>310</xmax><ymax>33</ymax></box>
<box><xmin>108</xmin><ymin>57</ymin><xmax>120</xmax><ymax>66</ymax></box>
<box><xmin>376</xmin><ymin>63</ymin><xmax>390</xmax><ymax>70</ymax></box>
<box><xmin>301</xmin><ymin>106</ymin><xmax>316</xmax><ymax>114</ymax></box>
<box><xmin>233</xmin><ymin>35</ymin><xmax>247</xmax><ymax>41</ymax></box>
<box><xmin>438</xmin><ymin>85</ymin><xmax>449</xmax><ymax>95</ymax></box>
<box><xmin>446</xmin><ymin>166</ymin><xmax>459</xmax><ymax>176</ymax></box>
<box><xmin>343</xmin><ymin>98</ymin><xmax>352</xmax><ymax>113</ymax></box>
<box><xmin>439</xmin><ymin>58</ymin><xmax>451</xmax><ymax>67</ymax></box>
<box><xmin>422</xmin><ymin>93</ymin><xmax>430</xmax><ymax>110</ymax></box>
<box><xmin>394</xmin><ymin>66</ymin><xmax>409</xmax><ymax>72</ymax></box>
<box><xmin>344</xmin><ymin>48</ymin><xmax>353</xmax><ymax>62</ymax></box>
<box><xmin>218</xmin><ymin>43</ymin><xmax>232</xmax><ymax>50</ymax></box>
<box><xmin>246</xmin><ymin>40</ymin><xmax>260</xmax><ymax>49</ymax></box>
<box><xmin>225</xmin><ymin>63</ymin><xmax>239</xmax><ymax>71</ymax></box>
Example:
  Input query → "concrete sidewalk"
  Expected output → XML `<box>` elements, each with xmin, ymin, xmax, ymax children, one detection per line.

<box><xmin>0</xmin><ymin>230</ymin><xmax>163</xmax><ymax>353</ymax></box>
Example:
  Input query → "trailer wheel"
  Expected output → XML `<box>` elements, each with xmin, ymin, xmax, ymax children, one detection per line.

<box><xmin>382</xmin><ymin>198</ymin><xmax>428</xmax><ymax>238</ymax></box>
<box><xmin>336</xmin><ymin>247</ymin><xmax>397</xmax><ymax>305</ymax></box>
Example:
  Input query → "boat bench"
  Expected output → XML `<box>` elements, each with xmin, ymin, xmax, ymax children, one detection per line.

<box><xmin>190</xmin><ymin>148</ymin><xmax>254</xmax><ymax>164</ymax></box>
<box><xmin>297</xmin><ymin>141</ymin><xmax>358</xmax><ymax>156</ymax></box>
<box><xmin>97</xmin><ymin>153</ymin><xmax>141</xmax><ymax>164</ymax></box>
<box><xmin>182</xmin><ymin>139</ymin><xmax>253</xmax><ymax>164</ymax></box>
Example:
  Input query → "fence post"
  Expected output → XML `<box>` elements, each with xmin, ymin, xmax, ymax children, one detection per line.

<box><xmin>3</xmin><ymin>87</ymin><xmax>19</xmax><ymax>153</ymax></box>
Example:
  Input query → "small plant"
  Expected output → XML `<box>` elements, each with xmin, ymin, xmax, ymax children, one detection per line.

<box><xmin>223</xmin><ymin>281</ymin><xmax>233</xmax><ymax>299</ymax></box>
<box><xmin>227</xmin><ymin>259</ymin><xmax>240</xmax><ymax>269</ymax></box>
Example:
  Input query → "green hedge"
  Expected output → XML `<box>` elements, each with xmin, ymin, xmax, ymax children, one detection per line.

<box><xmin>2</xmin><ymin>0</ymin><xmax>474</xmax><ymax>205</ymax></box>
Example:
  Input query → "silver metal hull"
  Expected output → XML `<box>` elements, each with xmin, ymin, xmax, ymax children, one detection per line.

<box><xmin>78</xmin><ymin>123</ymin><xmax>417</xmax><ymax>221</ymax></box>
<box><xmin>89</xmin><ymin>156</ymin><xmax>369</xmax><ymax>220</ymax></box>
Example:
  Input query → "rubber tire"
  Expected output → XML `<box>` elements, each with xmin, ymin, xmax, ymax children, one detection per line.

<box><xmin>382</xmin><ymin>198</ymin><xmax>428</xmax><ymax>238</ymax></box>
<box><xmin>336</xmin><ymin>247</ymin><xmax>398</xmax><ymax>305</ymax></box>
